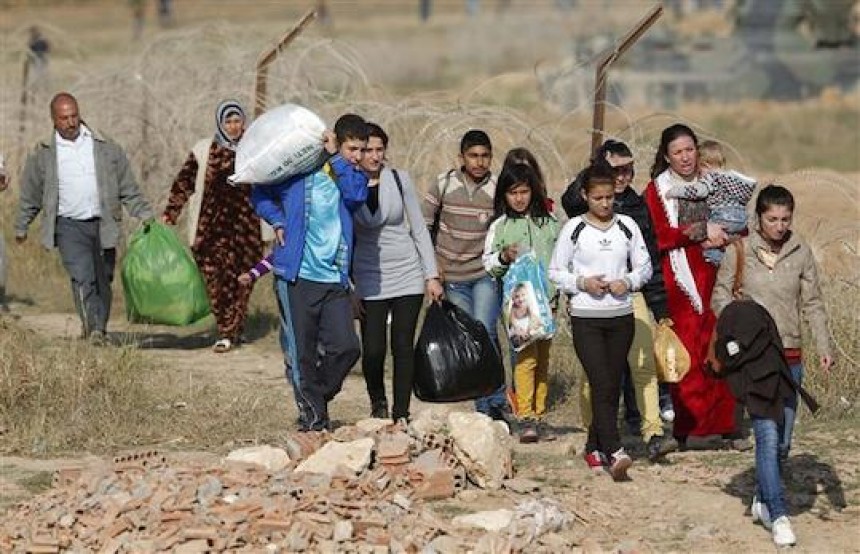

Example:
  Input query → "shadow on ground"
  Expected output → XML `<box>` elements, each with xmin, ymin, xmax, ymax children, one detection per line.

<box><xmin>103</xmin><ymin>326</ymin><xmax>212</xmax><ymax>350</ymax></box>
<box><xmin>102</xmin><ymin>309</ymin><xmax>279</xmax><ymax>350</ymax></box>
<box><xmin>722</xmin><ymin>452</ymin><xmax>847</xmax><ymax>516</ymax></box>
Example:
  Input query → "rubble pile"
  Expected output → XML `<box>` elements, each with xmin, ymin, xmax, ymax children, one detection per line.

<box><xmin>0</xmin><ymin>410</ymin><xmax>575</xmax><ymax>552</ymax></box>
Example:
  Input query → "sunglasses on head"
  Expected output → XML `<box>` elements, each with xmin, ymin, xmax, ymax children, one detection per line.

<box><xmin>612</xmin><ymin>163</ymin><xmax>634</xmax><ymax>175</ymax></box>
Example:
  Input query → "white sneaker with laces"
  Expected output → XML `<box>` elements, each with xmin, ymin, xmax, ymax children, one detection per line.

<box><xmin>771</xmin><ymin>516</ymin><xmax>796</xmax><ymax>547</ymax></box>
<box><xmin>608</xmin><ymin>448</ymin><xmax>633</xmax><ymax>482</ymax></box>
<box><xmin>751</xmin><ymin>495</ymin><xmax>772</xmax><ymax>530</ymax></box>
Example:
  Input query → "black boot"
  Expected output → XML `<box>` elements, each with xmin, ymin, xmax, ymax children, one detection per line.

<box><xmin>647</xmin><ymin>435</ymin><xmax>678</xmax><ymax>462</ymax></box>
<box><xmin>370</xmin><ymin>399</ymin><xmax>389</xmax><ymax>419</ymax></box>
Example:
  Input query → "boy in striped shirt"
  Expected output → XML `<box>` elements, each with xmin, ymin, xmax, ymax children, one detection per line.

<box><xmin>421</xmin><ymin>130</ymin><xmax>509</xmax><ymax>421</ymax></box>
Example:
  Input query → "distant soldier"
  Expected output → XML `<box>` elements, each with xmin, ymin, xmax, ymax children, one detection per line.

<box><xmin>419</xmin><ymin>0</ymin><xmax>432</xmax><ymax>22</ymax></box>
<box><xmin>853</xmin><ymin>2</ymin><xmax>860</xmax><ymax>41</ymax></box>
<box><xmin>0</xmin><ymin>153</ymin><xmax>9</xmax><ymax>313</ymax></box>
<box><xmin>158</xmin><ymin>0</ymin><xmax>173</xmax><ymax>28</ymax></box>
<box><xmin>130</xmin><ymin>0</ymin><xmax>145</xmax><ymax>40</ymax></box>
<box><xmin>316</xmin><ymin>0</ymin><xmax>332</xmax><ymax>27</ymax></box>
<box><xmin>466</xmin><ymin>0</ymin><xmax>479</xmax><ymax>17</ymax></box>
<box><xmin>26</xmin><ymin>26</ymin><xmax>51</xmax><ymax>90</ymax></box>
<box><xmin>27</xmin><ymin>26</ymin><xmax>50</xmax><ymax>67</ymax></box>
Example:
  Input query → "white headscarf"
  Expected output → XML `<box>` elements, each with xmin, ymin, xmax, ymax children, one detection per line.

<box><xmin>655</xmin><ymin>169</ymin><xmax>705</xmax><ymax>314</ymax></box>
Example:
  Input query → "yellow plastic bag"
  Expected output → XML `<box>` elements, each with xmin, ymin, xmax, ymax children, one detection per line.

<box><xmin>654</xmin><ymin>318</ymin><xmax>691</xmax><ymax>383</ymax></box>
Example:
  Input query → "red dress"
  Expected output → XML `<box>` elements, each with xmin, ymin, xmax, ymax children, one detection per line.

<box><xmin>644</xmin><ymin>175</ymin><xmax>736</xmax><ymax>437</ymax></box>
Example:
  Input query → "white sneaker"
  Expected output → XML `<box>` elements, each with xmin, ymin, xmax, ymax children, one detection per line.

<box><xmin>771</xmin><ymin>516</ymin><xmax>796</xmax><ymax>547</ymax></box>
<box><xmin>660</xmin><ymin>408</ymin><xmax>675</xmax><ymax>423</ymax></box>
<box><xmin>751</xmin><ymin>495</ymin><xmax>772</xmax><ymax>530</ymax></box>
<box><xmin>608</xmin><ymin>448</ymin><xmax>633</xmax><ymax>482</ymax></box>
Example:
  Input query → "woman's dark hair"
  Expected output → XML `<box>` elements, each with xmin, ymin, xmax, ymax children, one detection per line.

<box><xmin>650</xmin><ymin>123</ymin><xmax>698</xmax><ymax>180</ymax></box>
<box><xmin>595</xmin><ymin>139</ymin><xmax>635</xmax><ymax>182</ymax></box>
<box><xmin>502</xmin><ymin>147</ymin><xmax>545</xmax><ymax>188</ymax></box>
<box><xmin>596</xmin><ymin>139</ymin><xmax>633</xmax><ymax>163</ymax></box>
<box><xmin>365</xmin><ymin>121</ymin><xmax>388</xmax><ymax>148</ymax></box>
<box><xmin>755</xmin><ymin>184</ymin><xmax>795</xmax><ymax>216</ymax></box>
<box><xmin>580</xmin><ymin>164</ymin><xmax>615</xmax><ymax>194</ymax></box>
<box><xmin>494</xmin><ymin>162</ymin><xmax>550</xmax><ymax>220</ymax></box>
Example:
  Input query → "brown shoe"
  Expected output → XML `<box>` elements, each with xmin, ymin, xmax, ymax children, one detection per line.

<box><xmin>537</xmin><ymin>421</ymin><xmax>557</xmax><ymax>442</ymax></box>
<box><xmin>519</xmin><ymin>422</ymin><xmax>538</xmax><ymax>444</ymax></box>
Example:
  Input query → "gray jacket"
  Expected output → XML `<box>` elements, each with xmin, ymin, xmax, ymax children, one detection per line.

<box><xmin>16</xmin><ymin>127</ymin><xmax>153</xmax><ymax>249</ymax></box>
<box><xmin>353</xmin><ymin>167</ymin><xmax>438</xmax><ymax>300</ymax></box>
<box><xmin>712</xmin><ymin>229</ymin><xmax>833</xmax><ymax>358</ymax></box>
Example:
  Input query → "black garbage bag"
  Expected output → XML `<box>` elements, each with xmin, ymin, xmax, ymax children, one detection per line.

<box><xmin>414</xmin><ymin>300</ymin><xmax>505</xmax><ymax>402</ymax></box>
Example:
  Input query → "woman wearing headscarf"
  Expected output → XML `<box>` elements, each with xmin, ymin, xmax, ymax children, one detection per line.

<box><xmin>162</xmin><ymin>100</ymin><xmax>263</xmax><ymax>352</ymax></box>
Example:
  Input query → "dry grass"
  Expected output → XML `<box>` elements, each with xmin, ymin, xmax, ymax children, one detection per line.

<box><xmin>0</xmin><ymin>318</ymin><xmax>294</xmax><ymax>455</ymax></box>
<box><xmin>0</xmin><ymin>318</ymin><xmax>181</xmax><ymax>453</ymax></box>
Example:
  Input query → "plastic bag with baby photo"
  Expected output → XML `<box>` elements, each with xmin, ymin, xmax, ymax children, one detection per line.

<box><xmin>502</xmin><ymin>251</ymin><xmax>556</xmax><ymax>352</ymax></box>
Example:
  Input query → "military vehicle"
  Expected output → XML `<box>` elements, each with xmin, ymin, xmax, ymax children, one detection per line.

<box><xmin>540</xmin><ymin>0</ymin><xmax>859</xmax><ymax>110</ymax></box>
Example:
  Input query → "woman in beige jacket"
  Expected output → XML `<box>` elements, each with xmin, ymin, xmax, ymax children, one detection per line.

<box><xmin>712</xmin><ymin>184</ymin><xmax>834</xmax><ymax>543</ymax></box>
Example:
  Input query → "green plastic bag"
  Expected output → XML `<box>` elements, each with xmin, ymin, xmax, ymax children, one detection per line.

<box><xmin>121</xmin><ymin>222</ymin><xmax>210</xmax><ymax>325</ymax></box>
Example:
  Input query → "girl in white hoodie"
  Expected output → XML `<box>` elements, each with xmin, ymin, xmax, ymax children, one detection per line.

<box><xmin>549</xmin><ymin>166</ymin><xmax>652</xmax><ymax>481</ymax></box>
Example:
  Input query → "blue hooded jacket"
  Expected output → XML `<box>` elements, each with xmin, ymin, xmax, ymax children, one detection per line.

<box><xmin>251</xmin><ymin>154</ymin><xmax>368</xmax><ymax>286</ymax></box>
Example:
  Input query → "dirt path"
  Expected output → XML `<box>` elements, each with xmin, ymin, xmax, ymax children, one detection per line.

<box><xmin>3</xmin><ymin>310</ymin><xmax>859</xmax><ymax>552</ymax></box>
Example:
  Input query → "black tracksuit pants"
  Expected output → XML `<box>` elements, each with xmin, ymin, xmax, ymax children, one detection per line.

<box><xmin>286</xmin><ymin>278</ymin><xmax>361</xmax><ymax>431</ymax></box>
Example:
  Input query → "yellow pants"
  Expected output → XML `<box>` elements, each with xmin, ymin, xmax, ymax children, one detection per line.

<box><xmin>514</xmin><ymin>339</ymin><xmax>552</xmax><ymax>420</ymax></box>
<box><xmin>580</xmin><ymin>293</ymin><xmax>663</xmax><ymax>440</ymax></box>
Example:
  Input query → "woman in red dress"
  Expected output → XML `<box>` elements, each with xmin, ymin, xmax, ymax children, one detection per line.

<box><xmin>642</xmin><ymin>124</ymin><xmax>736</xmax><ymax>446</ymax></box>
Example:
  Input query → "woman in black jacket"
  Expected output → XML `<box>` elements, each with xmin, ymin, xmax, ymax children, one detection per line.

<box><xmin>561</xmin><ymin>140</ymin><xmax>675</xmax><ymax>462</ymax></box>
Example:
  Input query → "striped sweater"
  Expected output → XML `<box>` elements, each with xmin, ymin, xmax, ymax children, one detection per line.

<box><xmin>246</xmin><ymin>254</ymin><xmax>274</xmax><ymax>282</ymax></box>
<box><xmin>421</xmin><ymin>168</ymin><xmax>496</xmax><ymax>282</ymax></box>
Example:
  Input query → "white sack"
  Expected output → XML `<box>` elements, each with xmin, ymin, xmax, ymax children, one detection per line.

<box><xmin>229</xmin><ymin>103</ymin><xmax>326</xmax><ymax>185</ymax></box>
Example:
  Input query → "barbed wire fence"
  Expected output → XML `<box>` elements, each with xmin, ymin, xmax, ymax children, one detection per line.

<box><xmin>1</xmin><ymin>18</ymin><xmax>856</xmax><ymax>383</ymax></box>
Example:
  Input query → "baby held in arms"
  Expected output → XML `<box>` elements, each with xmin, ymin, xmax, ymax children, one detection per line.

<box><xmin>665</xmin><ymin>140</ymin><xmax>757</xmax><ymax>264</ymax></box>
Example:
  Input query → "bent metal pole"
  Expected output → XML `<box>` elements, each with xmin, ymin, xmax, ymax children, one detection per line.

<box><xmin>591</xmin><ymin>4</ymin><xmax>663</xmax><ymax>155</ymax></box>
<box><xmin>254</xmin><ymin>9</ymin><xmax>318</xmax><ymax>117</ymax></box>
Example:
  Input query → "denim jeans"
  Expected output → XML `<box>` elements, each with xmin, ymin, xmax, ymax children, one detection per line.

<box><xmin>780</xmin><ymin>363</ymin><xmax>804</xmax><ymax>462</ymax></box>
<box><xmin>705</xmin><ymin>205</ymin><xmax>747</xmax><ymax>264</ymax></box>
<box><xmin>445</xmin><ymin>275</ymin><xmax>506</xmax><ymax>414</ymax></box>
<box><xmin>752</xmin><ymin>415</ymin><xmax>788</xmax><ymax>520</ymax></box>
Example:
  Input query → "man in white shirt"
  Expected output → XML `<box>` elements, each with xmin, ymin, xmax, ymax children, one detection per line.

<box><xmin>16</xmin><ymin>92</ymin><xmax>153</xmax><ymax>341</ymax></box>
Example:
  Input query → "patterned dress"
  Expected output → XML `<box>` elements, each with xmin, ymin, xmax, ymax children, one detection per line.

<box><xmin>164</xmin><ymin>142</ymin><xmax>262</xmax><ymax>341</ymax></box>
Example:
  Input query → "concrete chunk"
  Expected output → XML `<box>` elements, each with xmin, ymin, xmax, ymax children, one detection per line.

<box><xmin>452</xmin><ymin>509</ymin><xmax>514</xmax><ymax>532</ymax></box>
<box><xmin>295</xmin><ymin>438</ymin><xmax>375</xmax><ymax>476</ymax></box>
<box><xmin>448</xmin><ymin>412</ymin><xmax>512</xmax><ymax>489</ymax></box>
<box><xmin>225</xmin><ymin>445</ymin><xmax>291</xmax><ymax>473</ymax></box>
